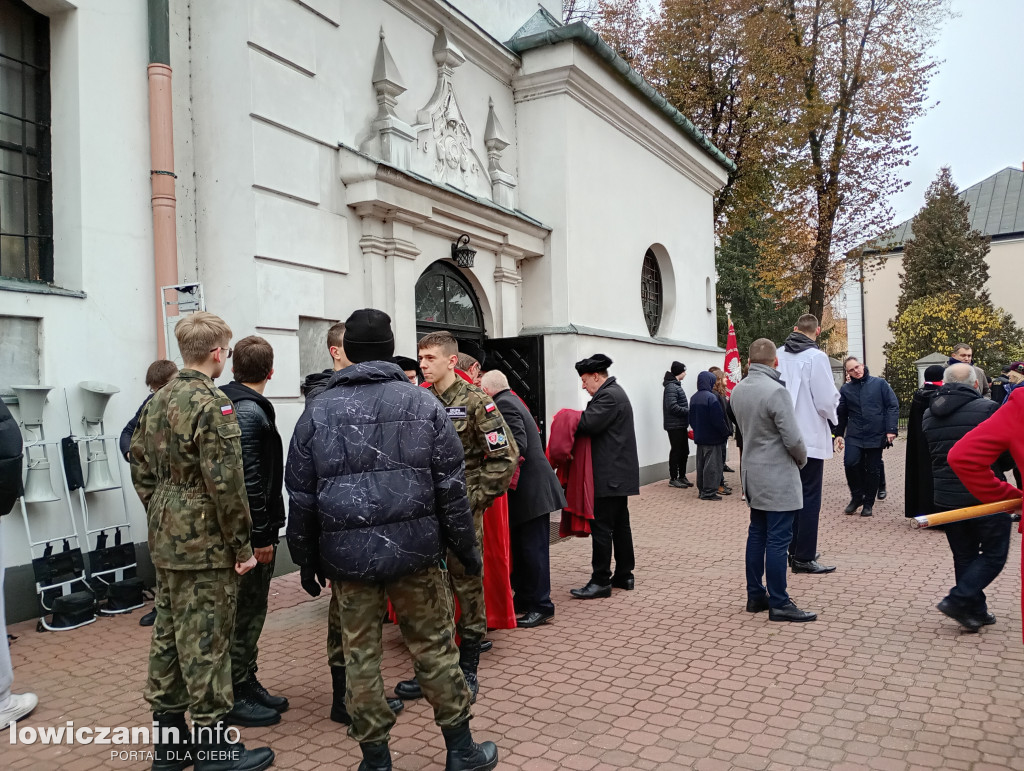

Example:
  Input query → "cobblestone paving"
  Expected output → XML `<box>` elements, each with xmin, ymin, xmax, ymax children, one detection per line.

<box><xmin>5</xmin><ymin>441</ymin><xmax>1024</xmax><ymax>770</ymax></box>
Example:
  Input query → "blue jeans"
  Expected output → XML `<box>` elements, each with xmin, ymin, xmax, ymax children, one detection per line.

<box><xmin>746</xmin><ymin>509</ymin><xmax>796</xmax><ymax>609</ymax></box>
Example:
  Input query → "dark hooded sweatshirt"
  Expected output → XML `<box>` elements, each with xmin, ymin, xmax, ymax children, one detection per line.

<box><xmin>689</xmin><ymin>371</ymin><xmax>732</xmax><ymax>446</ymax></box>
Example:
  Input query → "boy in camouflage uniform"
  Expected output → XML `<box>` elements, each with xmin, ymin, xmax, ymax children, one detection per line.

<box><xmin>394</xmin><ymin>331</ymin><xmax>517</xmax><ymax>704</ymax></box>
<box><xmin>131</xmin><ymin>312</ymin><xmax>274</xmax><ymax>771</ymax></box>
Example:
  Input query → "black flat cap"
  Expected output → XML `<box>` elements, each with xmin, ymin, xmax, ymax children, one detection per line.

<box><xmin>575</xmin><ymin>353</ymin><xmax>613</xmax><ymax>375</ymax></box>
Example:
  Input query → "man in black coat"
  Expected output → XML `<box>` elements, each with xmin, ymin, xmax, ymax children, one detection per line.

<box><xmin>834</xmin><ymin>357</ymin><xmax>899</xmax><ymax>517</ymax></box>
<box><xmin>219</xmin><ymin>336</ymin><xmax>288</xmax><ymax>728</ymax></box>
<box><xmin>904</xmin><ymin>364</ymin><xmax>945</xmax><ymax>519</ymax></box>
<box><xmin>480</xmin><ymin>370</ymin><xmax>566</xmax><ymax>628</ymax></box>
<box><xmin>569</xmin><ymin>354</ymin><xmax>640</xmax><ymax>600</ymax></box>
<box><xmin>922</xmin><ymin>363</ymin><xmax>1012</xmax><ymax>632</ymax></box>
<box><xmin>286</xmin><ymin>309</ymin><xmax>499</xmax><ymax>771</ymax></box>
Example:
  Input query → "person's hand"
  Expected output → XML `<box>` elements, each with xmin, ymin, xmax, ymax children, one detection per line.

<box><xmin>254</xmin><ymin>545</ymin><xmax>274</xmax><ymax>564</ymax></box>
<box><xmin>834</xmin><ymin>436</ymin><xmax>844</xmax><ymax>451</ymax></box>
<box><xmin>460</xmin><ymin>548</ymin><xmax>483</xmax><ymax>577</ymax></box>
<box><xmin>886</xmin><ymin>433</ymin><xmax>897</xmax><ymax>444</ymax></box>
<box><xmin>235</xmin><ymin>555</ymin><xmax>257</xmax><ymax>575</ymax></box>
<box><xmin>300</xmin><ymin>564</ymin><xmax>327</xmax><ymax>597</ymax></box>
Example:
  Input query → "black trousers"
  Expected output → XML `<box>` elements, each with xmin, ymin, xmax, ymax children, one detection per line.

<box><xmin>666</xmin><ymin>429</ymin><xmax>690</xmax><ymax>479</ymax></box>
<box><xmin>510</xmin><ymin>514</ymin><xmax>555</xmax><ymax>616</ymax></box>
<box><xmin>844</xmin><ymin>445</ymin><xmax>883</xmax><ymax>504</ymax></box>
<box><xmin>590</xmin><ymin>496</ymin><xmax>635</xmax><ymax>586</ymax></box>
<box><xmin>790</xmin><ymin>458</ymin><xmax>823</xmax><ymax>562</ymax></box>
<box><xmin>943</xmin><ymin>511</ymin><xmax>1011</xmax><ymax>615</ymax></box>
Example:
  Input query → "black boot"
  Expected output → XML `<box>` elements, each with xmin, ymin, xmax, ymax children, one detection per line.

<box><xmin>458</xmin><ymin>638</ymin><xmax>481</xmax><ymax>704</ymax></box>
<box><xmin>151</xmin><ymin>712</ymin><xmax>193</xmax><ymax>771</ymax></box>
<box><xmin>442</xmin><ymin>721</ymin><xmax>498</xmax><ymax>771</ymax></box>
<box><xmin>358</xmin><ymin>741</ymin><xmax>392</xmax><ymax>771</ymax></box>
<box><xmin>224</xmin><ymin>682</ymin><xmax>281</xmax><ymax>728</ymax></box>
<box><xmin>333</xmin><ymin>665</ymin><xmax>405</xmax><ymax>724</ymax></box>
<box><xmin>245</xmin><ymin>675</ymin><xmax>288</xmax><ymax>713</ymax></box>
<box><xmin>192</xmin><ymin>722</ymin><xmax>274</xmax><ymax>771</ymax></box>
<box><xmin>140</xmin><ymin>608</ymin><xmax>157</xmax><ymax>627</ymax></box>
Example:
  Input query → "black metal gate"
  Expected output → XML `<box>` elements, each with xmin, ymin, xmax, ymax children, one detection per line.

<box><xmin>484</xmin><ymin>335</ymin><xmax>546</xmax><ymax>443</ymax></box>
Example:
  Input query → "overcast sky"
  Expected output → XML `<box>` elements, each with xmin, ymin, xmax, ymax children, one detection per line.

<box><xmin>889</xmin><ymin>0</ymin><xmax>1024</xmax><ymax>224</ymax></box>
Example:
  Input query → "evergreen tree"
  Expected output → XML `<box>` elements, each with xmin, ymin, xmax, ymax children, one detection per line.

<box><xmin>895</xmin><ymin>167</ymin><xmax>991</xmax><ymax>314</ymax></box>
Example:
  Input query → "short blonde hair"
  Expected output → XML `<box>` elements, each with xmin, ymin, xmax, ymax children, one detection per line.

<box><xmin>175</xmin><ymin>312</ymin><xmax>232</xmax><ymax>365</ymax></box>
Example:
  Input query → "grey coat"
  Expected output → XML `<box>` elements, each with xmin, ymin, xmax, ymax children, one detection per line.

<box><xmin>729</xmin><ymin>363</ymin><xmax>808</xmax><ymax>512</ymax></box>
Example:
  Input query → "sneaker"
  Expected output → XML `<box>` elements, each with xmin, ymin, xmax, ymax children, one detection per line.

<box><xmin>0</xmin><ymin>693</ymin><xmax>38</xmax><ymax>729</ymax></box>
<box><xmin>718</xmin><ymin>485</ymin><xmax>733</xmax><ymax>496</ymax></box>
<box><xmin>699</xmin><ymin>493</ymin><xmax>723</xmax><ymax>501</ymax></box>
<box><xmin>668</xmin><ymin>478</ymin><xmax>688</xmax><ymax>488</ymax></box>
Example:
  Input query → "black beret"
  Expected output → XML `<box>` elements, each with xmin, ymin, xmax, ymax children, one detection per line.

<box><xmin>393</xmin><ymin>356</ymin><xmax>419</xmax><ymax>371</ymax></box>
<box><xmin>458</xmin><ymin>339</ymin><xmax>485</xmax><ymax>365</ymax></box>
<box><xmin>575</xmin><ymin>353</ymin><xmax>613</xmax><ymax>375</ymax></box>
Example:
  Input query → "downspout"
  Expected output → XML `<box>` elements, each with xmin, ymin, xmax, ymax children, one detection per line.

<box><xmin>148</xmin><ymin>0</ymin><xmax>178</xmax><ymax>359</ymax></box>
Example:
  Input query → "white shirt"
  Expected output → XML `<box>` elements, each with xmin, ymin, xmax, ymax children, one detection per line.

<box><xmin>776</xmin><ymin>343</ymin><xmax>840</xmax><ymax>460</ymax></box>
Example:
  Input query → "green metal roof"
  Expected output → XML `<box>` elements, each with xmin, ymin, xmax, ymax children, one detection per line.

<box><xmin>869</xmin><ymin>166</ymin><xmax>1024</xmax><ymax>253</ymax></box>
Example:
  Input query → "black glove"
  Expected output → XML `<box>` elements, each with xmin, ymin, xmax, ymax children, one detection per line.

<box><xmin>300</xmin><ymin>563</ymin><xmax>327</xmax><ymax>597</ymax></box>
<box><xmin>460</xmin><ymin>547</ymin><xmax>483</xmax><ymax>577</ymax></box>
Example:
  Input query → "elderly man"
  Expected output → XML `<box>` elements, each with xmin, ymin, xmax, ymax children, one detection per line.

<box><xmin>480</xmin><ymin>370</ymin><xmax>566</xmax><ymax>628</ymax></box>
<box><xmin>835</xmin><ymin>357</ymin><xmax>899</xmax><ymax>517</ymax></box>
<box><xmin>922</xmin><ymin>363</ymin><xmax>1011</xmax><ymax>631</ymax></box>
<box><xmin>948</xmin><ymin>343</ymin><xmax>991</xmax><ymax>399</ymax></box>
<box><xmin>570</xmin><ymin>354</ymin><xmax>640</xmax><ymax>599</ymax></box>
<box><xmin>730</xmin><ymin>338</ymin><xmax>815</xmax><ymax>622</ymax></box>
<box><xmin>776</xmin><ymin>314</ymin><xmax>839</xmax><ymax>574</ymax></box>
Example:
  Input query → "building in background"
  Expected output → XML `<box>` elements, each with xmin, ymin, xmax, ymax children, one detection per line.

<box><xmin>0</xmin><ymin>0</ymin><xmax>729</xmax><ymax>620</ymax></box>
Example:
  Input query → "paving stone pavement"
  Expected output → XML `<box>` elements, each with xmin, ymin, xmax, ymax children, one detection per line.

<box><xmin>4</xmin><ymin>440</ymin><xmax>1024</xmax><ymax>770</ymax></box>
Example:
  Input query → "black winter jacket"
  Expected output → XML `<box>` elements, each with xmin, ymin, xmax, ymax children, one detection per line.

<box><xmin>0</xmin><ymin>400</ymin><xmax>23</xmax><ymax>516</ymax></box>
<box><xmin>576</xmin><ymin>376</ymin><xmax>640</xmax><ymax>498</ymax></box>
<box><xmin>904</xmin><ymin>384</ymin><xmax>939</xmax><ymax>517</ymax></box>
<box><xmin>301</xmin><ymin>369</ymin><xmax>334</xmax><ymax>404</ymax></box>
<box><xmin>921</xmin><ymin>383</ymin><xmax>1004</xmax><ymax>511</ymax></box>
<box><xmin>835</xmin><ymin>368</ymin><xmax>899</xmax><ymax>447</ymax></box>
<box><xmin>120</xmin><ymin>394</ymin><xmax>152</xmax><ymax>461</ymax></box>
<box><xmin>285</xmin><ymin>361</ymin><xmax>479</xmax><ymax>582</ymax></box>
<box><xmin>221</xmin><ymin>381</ymin><xmax>285</xmax><ymax>549</ymax></box>
<box><xmin>492</xmin><ymin>389</ymin><xmax>566</xmax><ymax>526</ymax></box>
<box><xmin>689</xmin><ymin>371</ymin><xmax>732</xmax><ymax>445</ymax></box>
<box><xmin>662</xmin><ymin>377</ymin><xmax>689</xmax><ymax>431</ymax></box>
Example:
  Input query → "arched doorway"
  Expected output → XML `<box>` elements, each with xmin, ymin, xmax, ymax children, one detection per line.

<box><xmin>415</xmin><ymin>261</ymin><xmax>485</xmax><ymax>342</ymax></box>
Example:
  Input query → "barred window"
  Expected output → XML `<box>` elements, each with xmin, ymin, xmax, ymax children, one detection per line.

<box><xmin>0</xmin><ymin>0</ymin><xmax>52</xmax><ymax>282</ymax></box>
<box><xmin>641</xmin><ymin>249</ymin><xmax>662</xmax><ymax>336</ymax></box>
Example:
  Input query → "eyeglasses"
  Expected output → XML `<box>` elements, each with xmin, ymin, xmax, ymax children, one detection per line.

<box><xmin>211</xmin><ymin>346</ymin><xmax>233</xmax><ymax>359</ymax></box>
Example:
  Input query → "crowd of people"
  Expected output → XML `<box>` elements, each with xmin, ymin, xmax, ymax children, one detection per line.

<box><xmin>2</xmin><ymin>305</ymin><xmax>1023</xmax><ymax>771</ymax></box>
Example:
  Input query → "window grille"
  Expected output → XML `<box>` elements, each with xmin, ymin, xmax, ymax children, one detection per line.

<box><xmin>641</xmin><ymin>249</ymin><xmax>663</xmax><ymax>336</ymax></box>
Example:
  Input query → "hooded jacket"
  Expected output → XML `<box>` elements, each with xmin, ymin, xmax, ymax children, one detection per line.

<box><xmin>220</xmin><ymin>381</ymin><xmax>285</xmax><ymax>549</ymax></box>
<box><xmin>921</xmin><ymin>382</ymin><xmax>1002</xmax><ymax>511</ymax></box>
<box><xmin>301</xmin><ymin>368</ymin><xmax>334</xmax><ymax>405</ymax></box>
<box><xmin>285</xmin><ymin>361</ymin><xmax>478</xmax><ymax>582</ymax></box>
<box><xmin>662</xmin><ymin>375</ymin><xmax>689</xmax><ymax>431</ymax></box>
<box><xmin>835</xmin><ymin>367</ymin><xmax>900</xmax><ymax>448</ymax></box>
<box><xmin>0</xmin><ymin>399</ymin><xmax>23</xmax><ymax>516</ymax></box>
<box><xmin>776</xmin><ymin>332</ymin><xmax>840</xmax><ymax>460</ymax></box>
<box><xmin>689</xmin><ymin>371</ymin><xmax>732</xmax><ymax>445</ymax></box>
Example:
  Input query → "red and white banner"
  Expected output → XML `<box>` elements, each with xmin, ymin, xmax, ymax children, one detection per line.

<box><xmin>724</xmin><ymin>318</ymin><xmax>741</xmax><ymax>396</ymax></box>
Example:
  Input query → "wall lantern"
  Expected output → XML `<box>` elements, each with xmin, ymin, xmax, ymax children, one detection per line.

<box><xmin>451</xmin><ymin>234</ymin><xmax>476</xmax><ymax>269</ymax></box>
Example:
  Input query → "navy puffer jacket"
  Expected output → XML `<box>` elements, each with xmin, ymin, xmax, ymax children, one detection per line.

<box><xmin>689</xmin><ymin>371</ymin><xmax>732</xmax><ymax>445</ymax></box>
<box><xmin>835</xmin><ymin>368</ymin><xmax>899</xmax><ymax>448</ymax></box>
<box><xmin>285</xmin><ymin>362</ymin><xmax>478</xmax><ymax>582</ymax></box>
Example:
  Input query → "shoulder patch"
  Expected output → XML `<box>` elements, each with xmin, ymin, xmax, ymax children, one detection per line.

<box><xmin>484</xmin><ymin>429</ymin><xmax>509</xmax><ymax>451</ymax></box>
<box><xmin>485</xmin><ymin>402</ymin><xmax>497</xmax><ymax>412</ymax></box>
<box><xmin>221</xmin><ymin>404</ymin><xmax>234</xmax><ymax>415</ymax></box>
<box><xmin>446</xmin><ymin>406</ymin><xmax>468</xmax><ymax>420</ymax></box>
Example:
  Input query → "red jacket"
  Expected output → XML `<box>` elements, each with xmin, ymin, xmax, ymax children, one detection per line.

<box><xmin>546</xmin><ymin>408</ymin><xmax>594</xmax><ymax>537</ymax></box>
<box><xmin>947</xmin><ymin>389</ymin><xmax>1024</xmax><ymax>643</ymax></box>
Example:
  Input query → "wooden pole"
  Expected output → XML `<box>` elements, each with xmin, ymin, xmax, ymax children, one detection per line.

<box><xmin>911</xmin><ymin>499</ymin><xmax>1022</xmax><ymax>529</ymax></box>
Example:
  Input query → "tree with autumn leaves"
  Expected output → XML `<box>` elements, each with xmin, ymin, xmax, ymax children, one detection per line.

<box><xmin>566</xmin><ymin>0</ymin><xmax>951</xmax><ymax>325</ymax></box>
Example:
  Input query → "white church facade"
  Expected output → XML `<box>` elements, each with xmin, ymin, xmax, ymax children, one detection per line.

<box><xmin>0</xmin><ymin>0</ymin><xmax>730</xmax><ymax>620</ymax></box>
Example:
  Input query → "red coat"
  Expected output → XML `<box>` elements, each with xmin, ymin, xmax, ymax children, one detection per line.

<box><xmin>546</xmin><ymin>408</ymin><xmax>594</xmax><ymax>537</ymax></box>
<box><xmin>947</xmin><ymin>389</ymin><xmax>1024</xmax><ymax>642</ymax></box>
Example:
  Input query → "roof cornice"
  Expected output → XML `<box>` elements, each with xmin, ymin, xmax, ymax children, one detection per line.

<box><xmin>507</xmin><ymin>22</ymin><xmax>734</xmax><ymax>174</ymax></box>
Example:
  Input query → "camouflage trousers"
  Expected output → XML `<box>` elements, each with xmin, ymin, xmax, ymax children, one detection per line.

<box><xmin>327</xmin><ymin>586</ymin><xmax>345</xmax><ymax>667</ymax></box>
<box><xmin>337</xmin><ymin>564</ymin><xmax>472</xmax><ymax>744</ymax></box>
<box><xmin>447</xmin><ymin>507</ymin><xmax>486</xmax><ymax>641</ymax></box>
<box><xmin>230</xmin><ymin>547</ymin><xmax>276</xmax><ymax>684</ymax></box>
<box><xmin>145</xmin><ymin>567</ymin><xmax>237</xmax><ymax>726</ymax></box>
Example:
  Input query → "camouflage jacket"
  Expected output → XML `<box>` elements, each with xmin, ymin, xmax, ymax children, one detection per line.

<box><xmin>429</xmin><ymin>377</ymin><xmax>518</xmax><ymax>513</ymax></box>
<box><xmin>130</xmin><ymin>369</ymin><xmax>253</xmax><ymax>570</ymax></box>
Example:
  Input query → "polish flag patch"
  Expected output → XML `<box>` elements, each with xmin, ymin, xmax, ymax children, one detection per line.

<box><xmin>221</xmin><ymin>405</ymin><xmax>234</xmax><ymax>415</ymax></box>
<box><xmin>485</xmin><ymin>403</ymin><xmax>496</xmax><ymax>412</ymax></box>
